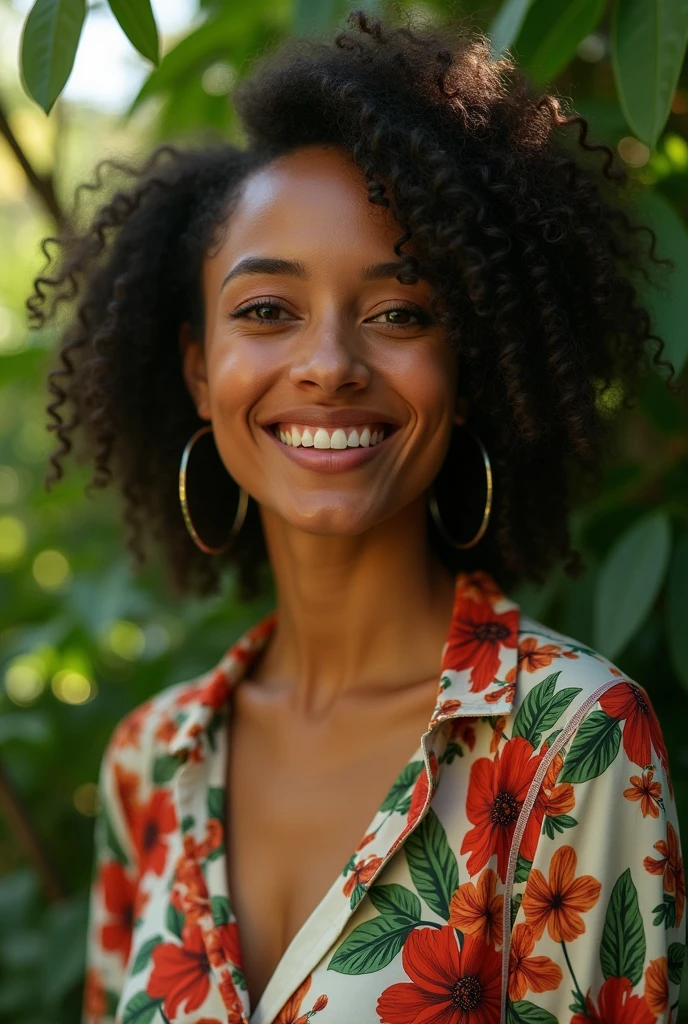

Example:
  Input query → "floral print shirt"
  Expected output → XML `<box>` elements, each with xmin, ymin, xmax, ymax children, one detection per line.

<box><xmin>83</xmin><ymin>569</ymin><xmax>685</xmax><ymax>1024</ymax></box>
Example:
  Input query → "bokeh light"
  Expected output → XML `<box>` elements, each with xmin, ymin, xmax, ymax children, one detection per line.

<box><xmin>51</xmin><ymin>669</ymin><xmax>95</xmax><ymax>705</ymax></box>
<box><xmin>4</xmin><ymin>655</ymin><xmax>47</xmax><ymax>705</ymax></box>
<box><xmin>0</xmin><ymin>466</ymin><xmax>20</xmax><ymax>505</ymax></box>
<box><xmin>104</xmin><ymin>620</ymin><xmax>146</xmax><ymax>660</ymax></box>
<box><xmin>32</xmin><ymin>549</ymin><xmax>71</xmax><ymax>590</ymax></box>
<box><xmin>0</xmin><ymin>515</ymin><xmax>28</xmax><ymax>569</ymax></box>
<box><xmin>73</xmin><ymin>782</ymin><xmax>100</xmax><ymax>817</ymax></box>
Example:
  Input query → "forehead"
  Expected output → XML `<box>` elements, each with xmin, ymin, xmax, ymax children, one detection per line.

<box><xmin>209</xmin><ymin>145</ymin><xmax>403</xmax><ymax>268</ymax></box>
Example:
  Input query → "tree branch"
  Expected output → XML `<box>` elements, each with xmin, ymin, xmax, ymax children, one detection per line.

<box><xmin>0</xmin><ymin>95</ymin><xmax>64</xmax><ymax>226</ymax></box>
<box><xmin>0</xmin><ymin>758</ymin><xmax>65</xmax><ymax>903</ymax></box>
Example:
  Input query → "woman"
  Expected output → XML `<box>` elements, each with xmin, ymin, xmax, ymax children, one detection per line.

<box><xmin>31</xmin><ymin>11</ymin><xmax>684</xmax><ymax>1024</ymax></box>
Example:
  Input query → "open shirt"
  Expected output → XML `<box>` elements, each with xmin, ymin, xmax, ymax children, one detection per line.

<box><xmin>82</xmin><ymin>569</ymin><xmax>685</xmax><ymax>1024</ymax></box>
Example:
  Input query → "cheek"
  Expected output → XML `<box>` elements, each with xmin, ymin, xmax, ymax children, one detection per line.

<box><xmin>205</xmin><ymin>342</ymin><xmax>275</xmax><ymax>418</ymax></box>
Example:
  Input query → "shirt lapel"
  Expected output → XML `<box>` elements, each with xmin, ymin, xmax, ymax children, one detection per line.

<box><xmin>164</xmin><ymin>568</ymin><xmax>520</xmax><ymax>1024</ymax></box>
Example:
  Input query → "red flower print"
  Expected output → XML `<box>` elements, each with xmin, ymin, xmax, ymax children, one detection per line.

<box><xmin>643</xmin><ymin>821</ymin><xmax>685</xmax><ymax>927</ymax></box>
<box><xmin>276</xmin><ymin>975</ymin><xmax>327</xmax><ymax>1023</ymax></box>
<box><xmin>522</xmin><ymin>846</ymin><xmax>601</xmax><ymax>942</ymax></box>
<box><xmin>154</xmin><ymin>714</ymin><xmax>178</xmax><ymax>745</ymax></box>
<box><xmin>449</xmin><ymin>868</ymin><xmax>503</xmax><ymax>947</ymax></box>
<box><xmin>571</xmin><ymin>976</ymin><xmax>655</xmax><ymax>1024</ymax></box>
<box><xmin>484</xmin><ymin>682</ymin><xmax>515</xmax><ymax>704</ymax></box>
<box><xmin>133</xmin><ymin>788</ymin><xmax>178</xmax><ymax>876</ymax></box>
<box><xmin>197</xmin><ymin>817</ymin><xmax>224</xmax><ymax>859</ymax></box>
<box><xmin>407</xmin><ymin>753</ymin><xmax>437</xmax><ymax>827</ymax></box>
<box><xmin>644</xmin><ymin>957</ymin><xmax>669</xmax><ymax>1016</ymax></box>
<box><xmin>83</xmin><ymin>966</ymin><xmax>107</xmax><ymax>1023</ymax></box>
<box><xmin>199</xmin><ymin>668</ymin><xmax>231</xmax><ymax>711</ymax></box>
<box><xmin>542</xmin><ymin>752</ymin><xmax>575</xmax><ymax>818</ymax></box>
<box><xmin>489</xmin><ymin>716</ymin><xmax>506</xmax><ymax>754</ymax></box>
<box><xmin>448</xmin><ymin>718</ymin><xmax>477</xmax><ymax>751</ymax></box>
<box><xmin>113</xmin><ymin>762</ymin><xmax>140</xmax><ymax>837</ymax></box>
<box><xmin>443</xmin><ymin>592</ymin><xmax>518</xmax><ymax>692</ymax></box>
<box><xmin>517</xmin><ymin>637</ymin><xmax>562</xmax><ymax>674</ymax></box>
<box><xmin>99</xmin><ymin>862</ymin><xmax>135</xmax><ymax>963</ymax></box>
<box><xmin>218</xmin><ymin>970</ymin><xmax>247</xmax><ymax>1023</ymax></box>
<box><xmin>147</xmin><ymin>923</ymin><xmax>211</xmax><ymax>1018</ymax></box>
<box><xmin>460</xmin><ymin>737</ymin><xmax>545</xmax><ymax>882</ymax></box>
<box><xmin>456</xmin><ymin>571</ymin><xmax>504</xmax><ymax>606</ymax></box>
<box><xmin>623</xmin><ymin>768</ymin><xmax>662</xmax><ymax>818</ymax></box>
<box><xmin>507</xmin><ymin>923</ymin><xmax>562</xmax><ymax>1001</ymax></box>
<box><xmin>599</xmin><ymin>681</ymin><xmax>668</xmax><ymax>772</ymax></box>
<box><xmin>206</xmin><ymin>921</ymin><xmax>242</xmax><ymax>968</ymax></box>
<box><xmin>171</xmin><ymin>839</ymin><xmax>211</xmax><ymax>925</ymax></box>
<box><xmin>112</xmin><ymin>700</ymin><xmax>151</xmax><ymax>749</ymax></box>
<box><xmin>376</xmin><ymin>928</ymin><xmax>500</xmax><ymax>1024</ymax></box>
<box><xmin>343</xmin><ymin>855</ymin><xmax>384</xmax><ymax>897</ymax></box>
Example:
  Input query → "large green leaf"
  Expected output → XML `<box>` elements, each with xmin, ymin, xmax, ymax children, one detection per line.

<box><xmin>559</xmin><ymin>711</ymin><xmax>621</xmax><ymax>783</ymax></box>
<box><xmin>380</xmin><ymin>761</ymin><xmax>424</xmax><ymax>813</ymax></box>
<box><xmin>20</xmin><ymin>0</ymin><xmax>86</xmax><ymax>115</ymax></box>
<box><xmin>611</xmin><ymin>0</ymin><xmax>688</xmax><ymax>147</ymax></box>
<box><xmin>507</xmin><ymin>1000</ymin><xmax>559</xmax><ymax>1024</ymax></box>
<box><xmin>667</xmin><ymin>533</ymin><xmax>688</xmax><ymax>691</ymax></box>
<box><xmin>327</xmin><ymin>915</ymin><xmax>416</xmax><ymax>974</ymax></box>
<box><xmin>513</xmin><ymin>0</ymin><xmax>606</xmax><ymax>84</ymax></box>
<box><xmin>131</xmin><ymin>935</ymin><xmax>162</xmax><ymax>975</ymax></box>
<box><xmin>668</xmin><ymin>941</ymin><xmax>686</xmax><ymax>985</ymax></box>
<box><xmin>512</xmin><ymin>671</ymin><xmax>581</xmax><ymax>747</ymax></box>
<box><xmin>404</xmin><ymin>809</ymin><xmax>459</xmax><ymax>920</ymax></box>
<box><xmin>489</xmin><ymin>0</ymin><xmax>538</xmax><ymax>58</ymax></box>
<box><xmin>633</xmin><ymin>190</ymin><xmax>688</xmax><ymax>380</ymax></box>
<box><xmin>107</xmin><ymin>0</ymin><xmax>159</xmax><ymax>65</ymax></box>
<box><xmin>594</xmin><ymin>511</ymin><xmax>672</xmax><ymax>658</ymax></box>
<box><xmin>600</xmin><ymin>868</ymin><xmax>646</xmax><ymax>984</ymax></box>
<box><xmin>368</xmin><ymin>883</ymin><xmax>422</xmax><ymax>923</ymax></box>
<box><xmin>122</xmin><ymin>992</ymin><xmax>162</xmax><ymax>1024</ymax></box>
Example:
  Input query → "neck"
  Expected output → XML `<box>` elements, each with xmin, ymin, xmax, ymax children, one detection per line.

<box><xmin>253</xmin><ymin>494</ymin><xmax>457</xmax><ymax>717</ymax></box>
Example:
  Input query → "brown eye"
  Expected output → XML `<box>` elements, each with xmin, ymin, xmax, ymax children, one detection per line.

<box><xmin>384</xmin><ymin>309</ymin><xmax>414</xmax><ymax>324</ymax></box>
<box><xmin>253</xmin><ymin>305</ymin><xmax>283</xmax><ymax>320</ymax></box>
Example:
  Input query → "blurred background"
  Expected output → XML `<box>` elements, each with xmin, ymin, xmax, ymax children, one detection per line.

<box><xmin>0</xmin><ymin>0</ymin><xmax>686</xmax><ymax>1020</ymax></box>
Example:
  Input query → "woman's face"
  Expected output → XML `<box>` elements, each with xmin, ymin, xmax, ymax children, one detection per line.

<box><xmin>181</xmin><ymin>144</ymin><xmax>459</xmax><ymax>538</ymax></box>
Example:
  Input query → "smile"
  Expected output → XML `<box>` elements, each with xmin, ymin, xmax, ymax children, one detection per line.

<box><xmin>271</xmin><ymin>422</ymin><xmax>392</xmax><ymax>449</ymax></box>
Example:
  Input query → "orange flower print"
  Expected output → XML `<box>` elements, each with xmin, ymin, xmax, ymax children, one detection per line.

<box><xmin>541</xmin><ymin>753</ymin><xmax>575</xmax><ymax>819</ymax></box>
<box><xmin>376</xmin><ymin>928</ymin><xmax>501</xmax><ymax>1024</ymax></box>
<box><xmin>456</xmin><ymin>570</ymin><xmax>504</xmax><ymax>606</ymax></box>
<box><xmin>507</xmin><ymin>923</ymin><xmax>562</xmax><ymax>1001</ymax></box>
<box><xmin>133</xmin><ymin>788</ymin><xmax>178</xmax><ymax>876</ymax></box>
<box><xmin>83</xmin><ymin>966</ymin><xmax>107</xmax><ymax>1023</ymax></box>
<box><xmin>356</xmin><ymin>831</ymin><xmax>377</xmax><ymax>851</ymax></box>
<box><xmin>643</xmin><ymin>821</ymin><xmax>685</xmax><ymax>927</ymax></box>
<box><xmin>112</xmin><ymin>700</ymin><xmax>151</xmax><ymax>749</ymax></box>
<box><xmin>599</xmin><ymin>681</ymin><xmax>668</xmax><ymax>773</ymax></box>
<box><xmin>522</xmin><ymin>845</ymin><xmax>601</xmax><ymax>942</ymax></box>
<box><xmin>484</xmin><ymin>682</ymin><xmax>515</xmax><ymax>704</ymax></box>
<box><xmin>113</xmin><ymin>762</ymin><xmax>140</xmax><ymax>837</ymax></box>
<box><xmin>489</xmin><ymin>716</ymin><xmax>506</xmax><ymax>754</ymax></box>
<box><xmin>99</xmin><ymin>862</ymin><xmax>135</xmax><ymax>963</ymax></box>
<box><xmin>448</xmin><ymin>717</ymin><xmax>477</xmax><ymax>751</ymax></box>
<box><xmin>154</xmin><ymin>713</ymin><xmax>178</xmax><ymax>745</ymax></box>
<box><xmin>571</xmin><ymin>976</ymin><xmax>654</xmax><ymax>1024</ymax></box>
<box><xmin>623</xmin><ymin>768</ymin><xmax>662</xmax><ymax>818</ymax></box>
<box><xmin>517</xmin><ymin>637</ymin><xmax>562</xmax><ymax>674</ymax></box>
<box><xmin>147</xmin><ymin>923</ymin><xmax>212</xmax><ymax>1018</ymax></box>
<box><xmin>218</xmin><ymin>971</ymin><xmax>248</xmax><ymax>1023</ymax></box>
<box><xmin>343</xmin><ymin>855</ymin><xmax>384</xmax><ymax>897</ymax></box>
<box><xmin>461</xmin><ymin>737</ymin><xmax>545</xmax><ymax>882</ymax></box>
<box><xmin>275</xmin><ymin>974</ymin><xmax>328</xmax><ymax>1023</ymax></box>
<box><xmin>644</xmin><ymin>957</ymin><xmax>669</xmax><ymax>1016</ymax></box>
<box><xmin>442</xmin><ymin>588</ymin><xmax>519</xmax><ymax>692</ymax></box>
<box><xmin>448</xmin><ymin>868</ymin><xmax>503</xmax><ymax>947</ymax></box>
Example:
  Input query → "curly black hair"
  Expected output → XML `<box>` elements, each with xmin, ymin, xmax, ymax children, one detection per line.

<box><xmin>27</xmin><ymin>9</ymin><xmax>680</xmax><ymax>603</ymax></box>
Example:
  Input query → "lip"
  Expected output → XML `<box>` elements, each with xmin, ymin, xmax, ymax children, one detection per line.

<box><xmin>264</xmin><ymin>424</ymin><xmax>398</xmax><ymax>473</ymax></box>
<box><xmin>261</xmin><ymin>407</ymin><xmax>402</xmax><ymax>429</ymax></box>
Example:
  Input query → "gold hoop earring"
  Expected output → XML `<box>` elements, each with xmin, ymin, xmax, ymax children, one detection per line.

<box><xmin>428</xmin><ymin>427</ymin><xmax>492</xmax><ymax>550</ymax></box>
<box><xmin>179</xmin><ymin>424</ymin><xmax>248</xmax><ymax>555</ymax></box>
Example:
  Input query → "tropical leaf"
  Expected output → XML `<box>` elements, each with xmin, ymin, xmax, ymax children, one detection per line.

<box><xmin>594</xmin><ymin>512</ymin><xmax>671</xmax><ymax>658</ymax></box>
<box><xmin>512</xmin><ymin>671</ymin><xmax>581</xmax><ymax>746</ymax></box>
<box><xmin>380</xmin><ymin>761</ymin><xmax>424</xmax><ymax>813</ymax></box>
<box><xmin>122</xmin><ymin>992</ymin><xmax>162</xmax><ymax>1024</ymax></box>
<box><xmin>600</xmin><ymin>869</ymin><xmax>646</xmax><ymax>984</ymax></box>
<box><xmin>20</xmin><ymin>0</ymin><xmax>86</xmax><ymax>114</ymax></box>
<box><xmin>207</xmin><ymin>786</ymin><xmax>225</xmax><ymax>822</ymax></box>
<box><xmin>211</xmin><ymin>895</ymin><xmax>232</xmax><ymax>927</ymax></box>
<box><xmin>668</xmin><ymin>941</ymin><xmax>686</xmax><ymax>985</ymax></box>
<box><xmin>131</xmin><ymin>935</ymin><xmax>162</xmax><ymax>975</ymax></box>
<box><xmin>152</xmin><ymin>753</ymin><xmax>182</xmax><ymax>785</ymax></box>
<box><xmin>166</xmin><ymin>903</ymin><xmax>184</xmax><ymax>939</ymax></box>
<box><xmin>489</xmin><ymin>0</ymin><xmax>538</xmax><ymax>57</ymax></box>
<box><xmin>559</xmin><ymin>711</ymin><xmax>621</xmax><ymax>784</ymax></box>
<box><xmin>404</xmin><ymin>809</ymin><xmax>459</xmax><ymax>920</ymax></box>
<box><xmin>513</xmin><ymin>0</ymin><xmax>606</xmax><ymax>84</ymax></box>
<box><xmin>611</xmin><ymin>0</ymin><xmax>688</xmax><ymax>147</ymax></box>
<box><xmin>368</xmin><ymin>884</ymin><xmax>422</xmax><ymax>923</ymax></box>
<box><xmin>107</xmin><ymin>0</ymin><xmax>159</xmax><ymax>64</ymax></box>
<box><xmin>327</xmin><ymin>915</ymin><xmax>416</xmax><ymax>974</ymax></box>
<box><xmin>507</xmin><ymin>1000</ymin><xmax>559</xmax><ymax>1024</ymax></box>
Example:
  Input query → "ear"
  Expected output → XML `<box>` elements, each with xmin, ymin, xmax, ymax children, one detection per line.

<box><xmin>179</xmin><ymin>321</ymin><xmax>211</xmax><ymax>420</ymax></box>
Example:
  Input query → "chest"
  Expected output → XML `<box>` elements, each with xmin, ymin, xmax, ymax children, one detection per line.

<box><xmin>224</xmin><ymin>685</ymin><xmax>438</xmax><ymax>1012</ymax></box>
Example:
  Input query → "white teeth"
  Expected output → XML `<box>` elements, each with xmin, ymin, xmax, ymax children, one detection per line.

<box><xmin>275</xmin><ymin>424</ymin><xmax>390</xmax><ymax>449</ymax></box>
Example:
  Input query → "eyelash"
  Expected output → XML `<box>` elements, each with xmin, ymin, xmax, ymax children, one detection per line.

<box><xmin>227</xmin><ymin>298</ymin><xmax>432</xmax><ymax>328</ymax></box>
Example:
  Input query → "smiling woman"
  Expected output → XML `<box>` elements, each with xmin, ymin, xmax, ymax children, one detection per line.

<box><xmin>26</xmin><ymin>9</ymin><xmax>684</xmax><ymax>1024</ymax></box>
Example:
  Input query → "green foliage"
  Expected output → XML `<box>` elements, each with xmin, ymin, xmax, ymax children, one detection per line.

<box><xmin>2</xmin><ymin>0</ymin><xmax>688</xmax><ymax>1020</ymax></box>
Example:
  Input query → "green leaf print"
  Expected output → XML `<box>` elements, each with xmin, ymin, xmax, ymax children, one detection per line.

<box><xmin>514</xmin><ymin>856</ymin><xmax>532</xmax><ymax>884</ymax></box>
<box><xmin>122</xmin><ymin>992</ymin><xmax>162</xmax><ymax>1024</ymax></box>
<box><xmin>512</xmin><ymin>672</ymin><xmax>581</xmax><ymax>747</ymax></box>
<box><xmin>211</xmin><ymin>894</ymin><xmax>232</xmax><ymax>927</ymax></box>
<box><xmin>327</xmin><ymin>915</ymin><xmax>417</xmax><ymax>974</ymax></box>
<box><xmin>668</xmin><ymin>942</ymin><xmax>686</xmax><ymax>985</ymax></box>
<box><xmin>131</xmin><ymin>935</ymin><xmax>162</xmax><ymax>974</ymax></box>
<box><xmin>152</xmin><ymin>753</ymin><xmax>182</xmax><ymax>785</ymax></box>
<box><xmin>653</xmin><ymin>894</ymin><xmax>677</xmax><ymax>929</ymax></box>
<box><xmin>166</xmin><ymin>902</ymin><xmax>184</xmax><ymax>939</ymax></box>
<box><xmin>368</xmin><ymin>883</ymin><xmax>422</xmax><ymax>923</ymax></box>
<box><xmin>380</xmin><ymin>761</ymin><xmax>424</xmax><ymax>812</ymax></box>
<box><xmin>181</xmin><ymin>814</ymin><xmax>195</xmax><ymax>833</ymax></box>
<box><xmin>600</xmin><ymin>868</ymin><xmax>646</xmax><ymax>985</ymax></box>
<box><xmin>559</xmin><ymin>711</ymin><xmax>621</xmax><ymax>784</ymax></box>
<box><xmin>102</xmin><ymin>805</ymin><xmax>129</xmax><ymax>866</ymax></box>
<box><xmin>349</xmin><ymin>884</ymin><xmax>366</xmax><ymax>910</ymax></box>
<box><xmin>404</xmin><ymin>808</ymin><xmax>459</xmax><ymax>920</ymax></box>
<box><xmin>542</xmin><ymin>814</ymin><xmax>577</xmax><ymax>839</ymax></box>
<box><xmin>207</xmin><ymin>786</ymin><xmax>225</xmax><ymax>822</ymax></box>
<box><xmin>507</xmin><ymin>1000</ymin><xmax>558</xmax><ymax>1024</ymax></box>
<box><xmin>511</xmin><ymin>893</ymin><xmax>523</xmax><ymax>928</ymax></box>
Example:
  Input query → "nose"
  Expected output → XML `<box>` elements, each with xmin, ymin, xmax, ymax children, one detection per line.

<box><xmin>288</xmin><ymin>316</ymin><xmax>370</xmax><ymax>395</ymax></box>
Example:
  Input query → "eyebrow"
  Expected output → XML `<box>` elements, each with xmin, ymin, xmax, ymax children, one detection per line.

<box><xmin>220</xmin><ymin>257</ymin><xmax>420</xmax><ymax>291</ymax></box>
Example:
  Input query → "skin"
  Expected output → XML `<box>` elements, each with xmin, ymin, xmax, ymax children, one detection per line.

<box><xmin>181</xmin><ymin>144</ymin><xmax>468</xmax><ymax>1009</ymax></box>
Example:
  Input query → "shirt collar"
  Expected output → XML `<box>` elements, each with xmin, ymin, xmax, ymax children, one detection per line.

<box><xmin>168</xmin><ymin>568</ymin><xmax>520</xmax><ymax>757</ymax></box>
